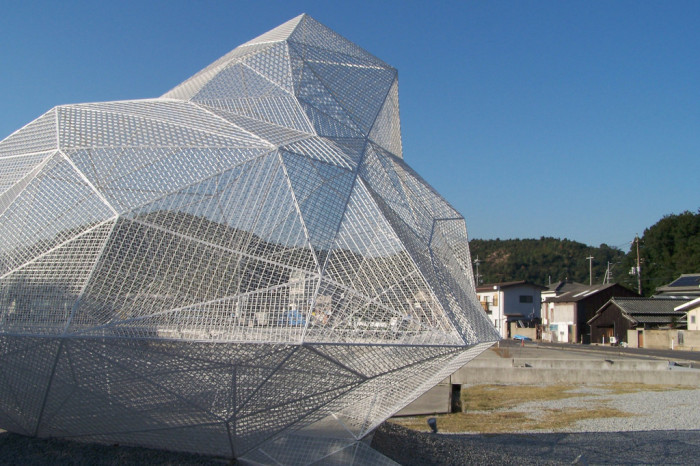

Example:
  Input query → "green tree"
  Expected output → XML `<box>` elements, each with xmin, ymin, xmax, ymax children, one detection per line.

<box><xmin>616</xmin><ymin>210</ymin><xmax>700</xmax><ymax>295</ymax></box>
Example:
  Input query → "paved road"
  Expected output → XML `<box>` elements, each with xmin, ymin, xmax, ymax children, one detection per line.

<box><xmin>500</xmin><ymin>338</ymin><xmax>700</xmax><ymax>367</ymax></box>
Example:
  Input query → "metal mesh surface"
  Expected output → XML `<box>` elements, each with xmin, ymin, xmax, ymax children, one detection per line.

<box><xmin>0</xmin><ymin>13</ymin><xmax>499</xmax><ymax>465</ymax></box>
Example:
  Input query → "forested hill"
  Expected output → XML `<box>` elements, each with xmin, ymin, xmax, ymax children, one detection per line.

<box><xmin>468</xmin><ymin>210</ymin><xmax>699</xmax><ymax>296</ymax></box>
<box><xmin>468</xmin><ymin>238</ymin><xmax>625</xmax><ymax>287</ymax></box>
<box><xmin>617</xmin><ymin>210</ymin><xmax>700</xmax><ymax>295</ymax></box>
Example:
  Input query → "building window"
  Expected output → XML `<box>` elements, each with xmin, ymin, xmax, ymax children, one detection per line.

<box><xmin>692</xmin><ymin>315</ymin><xmax>696</xmax><ymax>324</ymax></box>
<box><xmin>519</xmin><ymin>295</ymin><xmax>533</xmax><ymax>303</ymax></box>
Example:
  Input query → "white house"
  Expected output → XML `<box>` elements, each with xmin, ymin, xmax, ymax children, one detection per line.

<box><xmin>476</xmin><ymin>281</ymin><xmax>545</xmax><ymax>338</ymax></box>
<box><xmin>675</xmin><ymin>297</ymin><xmax>700</xmax><ymax>331</ymax></box>
<box><xmin>540</xmin><ymin>280</ymin><xmax>588</xmax><ymax>342</ymax></box>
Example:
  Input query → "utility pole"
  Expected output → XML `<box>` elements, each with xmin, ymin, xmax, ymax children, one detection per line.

<box><xmin>635</xmin><ymin>235</ymin><xmax>642</xmax><ymax>295</ymax></box>
<box><xmin>586</xmin><ymin>255</ymin><xmax>594</xmax><ymax>286</ymax></box>
<box><xmin>473</xmin><ymin>256</ymin><xmax>482</xmax><ymax>285</ymax></box>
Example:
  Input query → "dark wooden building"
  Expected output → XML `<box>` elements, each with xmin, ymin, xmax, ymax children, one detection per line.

<box><xmin>588</xmin><ymin>297</ymin><xmax>690</xmax><ymax>344</ymax></box>
<box><xmin>545</xmin><ymin>283</ymin><xmax>638</xmax><ymax>343</ymax></box>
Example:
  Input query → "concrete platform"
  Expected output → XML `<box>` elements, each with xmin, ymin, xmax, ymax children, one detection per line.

<box><xmin>399</xmin><ymin>341</ymin><xmax>700</xmax><ymax>416</ymax></box>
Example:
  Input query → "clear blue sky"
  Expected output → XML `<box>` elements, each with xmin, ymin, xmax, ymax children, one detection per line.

<box><xmin>1</xmin><ymin>1</ymin><xmax>698</xmax><ymax>251</ymax></box>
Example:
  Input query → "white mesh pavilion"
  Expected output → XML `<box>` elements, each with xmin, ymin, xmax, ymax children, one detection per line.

<box><xmin>0</xmin><ymin>14</ymin><xmax>499</xmax><ymax>465</ymax></box>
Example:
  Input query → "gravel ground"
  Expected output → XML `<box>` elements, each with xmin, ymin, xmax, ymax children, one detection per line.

<box><xmin>1</xmin><ymin>388</ymin><xmax>698</xmax><ymax>465</ymax></box>
<box><xmin>517</xmin><ymin>386</ymin><xmax>700</xmax><ymax>433</ymax></box>
<box><xmin>372</xmin><ymin>386</ymin><xmax>700</xmax><ymax>465</ymax></box>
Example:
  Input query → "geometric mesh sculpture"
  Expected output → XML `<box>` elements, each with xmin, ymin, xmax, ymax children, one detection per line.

<box><xmin>0</xmin><ymin>14</ymin><xmax>499</xmax><ymax>464</ymax></box>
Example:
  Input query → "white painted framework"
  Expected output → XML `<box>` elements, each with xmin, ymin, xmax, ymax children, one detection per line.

<box><xmin>0</xmin><ymin>14</ymin><xmax>498</xmax><ymax>464</ymax></box>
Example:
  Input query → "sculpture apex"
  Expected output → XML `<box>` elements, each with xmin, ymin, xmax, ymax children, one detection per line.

<box><xmin>163</xmin><ymin>13</ymin><xmax>399</xmax><ymax>156</ymax></box>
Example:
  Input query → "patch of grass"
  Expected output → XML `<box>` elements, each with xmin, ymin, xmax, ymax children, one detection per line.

<box><xmin>393</xmin><ymin>411</ymin><xmax>534</xmax><ymax>433</ymax></box>
<box><xmin>391</xmin><ymin>406</ymin><xmax>635</xmax><ymax>433</ymax></box>
<box><xmin>595</xmin><ymin>383</ymin><xmax>692</xmax><ymax>395</ymax></box>
<box><xmin>461</xmin><ymin>384</ymin><xmax>579</xmax><ymax>411</ymax></box>
<box><xmin>537</xmin><ymin>407</ymin><xmax>635</xmax><ymax>430</ymax></box>
<box><xmin>391</xmin><ymin>383</ymin><xmax>688</xmax><ymax>434</ymax></box>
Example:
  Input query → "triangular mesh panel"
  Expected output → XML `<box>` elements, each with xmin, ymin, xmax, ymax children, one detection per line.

<box><xmin>369</xmin><ymin>78</ymin><xmax>402</xmax><ymax>158</ymax></box>
<box><xmin>193</xmin><ymin>62</ymin><xmax>289</xmax><ymax>102</ymax></box>
<box><xmin>315</xmin><ymin>179</ymin><xmax>460</xmax><ymax>345</ymax></box>
<box><xmin>296</xmin><ymin>43</ymin><xmax>397</xmax><ymax>134</ymax></box>
<box><xmin>0</xmin><ymin>152</ymin><xmax>53</xmax><ymax>220</ymax></box>
<box><xmin>162</xmin><ymin>42</ymin><xmax>278</xmax><ymax>100</ymax></box>
<box><xmin>0</xmin><ymin>153</ymin><xmax>115</xmax><ymax>275</ymax></box>
<box><xmin>288</xmin><ymin>16</ymin><xmax>388</xmax><ymax>69</ymax></box>
<box><xmin>242</xmin><ymin>42</ymin><xmax>295</xmax><ymax>92</ymax></box>
<box><xmin>201</xmin><ymin>106</ymin><xmax>312</xmax><ymax>146</ymax></box>
<box><xmin>57</xmin><ymin>102</ymin><xmax>266</xmax><ymax>150</ymax></box>
<box><xmin>280</xmin><ymin>150</ymin><xmax>356</xmax><ymax>265</ymax></box>
<box><xmin>0</xmin><ymin>109</ymin><xmax>57</xmax><ymax>159</ymax></box>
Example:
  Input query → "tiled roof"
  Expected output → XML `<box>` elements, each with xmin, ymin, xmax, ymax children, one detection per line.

<box><xmin>589</xmin><ymin>297</ymin><xmax>690</xmax><ymax>326</ymax></box>
<box><xmin>612</xmin><ymin>297</ymin><xmax>689</xmax><ymax>314</ymax></box>
<box><xmin>634</xmin><ymin>314</ymin><xmax>686</xmax><ymax>324</ymax></box>
<box><xmin>547</xmin><ymin>283</ymin><xmax>617</xmax><ymax>302</ymax></box>
<box><xmin>545</xmin><ymin>280</ymin><xmax>587</xmax><ymax>294</ymax></box>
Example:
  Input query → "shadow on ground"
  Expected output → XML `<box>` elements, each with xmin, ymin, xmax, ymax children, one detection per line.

<box><xmin>0</xmin><ymin>431</ymin><xmax>227</xmax><ymax>465</ymax></box>
<box><xmin>1</xmin><ymin>424</ymin><xmax>698</xmax><ymax>465</ymax></box>
<box><xmin>371</xmin><ymin>423</ymin><xmax>700</xmax><ymax>465</ymax></box>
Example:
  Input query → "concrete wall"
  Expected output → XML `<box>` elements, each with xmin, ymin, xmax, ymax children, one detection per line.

<box><xmin>643</xmin><ymin>329</ymin><xmax>700</xmax><ymax>351</ymax></box>
<box><xmin>394</xmin><ymin>381</ymin><xmax>451</xmax><ymax>416</ymax></box>
<box><xmin>399</xmin><ymin>355</ymin><xmax>700</xmax><ymax>415</ymax></box>
<box><xmin>450</xmin><ymin>366</ymin><xmax>700</xmax><ymax>386</ymax></box>
<box><xmin>509</xmin><ymin>325</ymin><xmax>537</xmax><ymax>340</ymax></box>
<box><xmin>552</xmin><ymin>303</ymin><xmax>574</xmax><ymax>322</ymax></box>
<box><xmin>398</xmin><ymin>345</ymin><xmax>700</xmax><ymax>416</ymax></box>
<box><xmin>547</xmin><ymin>322</ymin><xmax>575</xmax><ymax>343</ymax></box>
<box><xmin>626</xmin><ymin>329</ymin><xmax>639</xmax><ymax>348</ymax></box>
<box><xmin>466</xmin><ymin>358</ymin><xmax>671</xmax><ymax>371</ymax></box>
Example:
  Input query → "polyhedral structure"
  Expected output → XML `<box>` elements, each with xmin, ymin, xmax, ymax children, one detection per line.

<box><xmin>0</xmin><ymin>14</ymin><xmax>499</xmax><ymax>464</ymax></box>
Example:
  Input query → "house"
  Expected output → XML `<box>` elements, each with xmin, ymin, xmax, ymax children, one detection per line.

<box><xmin>675</xmin><ymin>297</ymin><xmax>700</xmax><ymax>331</ymax></box>
<box><xmin>541</xmin><ymin>280</ymin><xmax>588</xmax><ymax>324</ymax></box>
<box><xmin>588</xmin><ymin>297</ymin><xmax>689</xmax><ymax>345</ymax></box>
<box><xmin>541</xmin><ymin>280</ymin><xmax>589</xmax><ymax>343</ymax></box>
<box><xmin>543</xmin><ymin>283</ymin><xmax>638</xmax><ymax>343</ymax></box>
<box><xmin>476</xmin><ymin>281</ymin><xmax>546</xmax><ymax>338</ymax></box>
<box><xmin>654</xmin><ymin>274</ymin><xmax>700</xmax><ymax>299</ymax></box>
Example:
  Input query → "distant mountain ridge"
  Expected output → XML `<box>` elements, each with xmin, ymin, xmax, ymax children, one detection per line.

<box><xmin>469</xmin><ymin>210</ymin><xmax>700</xmax><ymax>296</ymax></box>
<box><xmin>468</xmin><ymin>237</ymin><xmax>624</xmax><ymax>287</ymax></box>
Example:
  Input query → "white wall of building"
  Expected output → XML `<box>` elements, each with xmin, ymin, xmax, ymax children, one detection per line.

<box><xmin>477</xmin><ymin>290</ymin><xmax>505</xmax><ymax>337</ymax></box>
<box><xmin>688</xmin><ymin>309</ymin><xmax>699</xmax><ymax>331</ymax></box>
<box><xmin>542</xmin><ymin>302</ymin><xmax>575</xmax><ymax>343</ymax></box>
